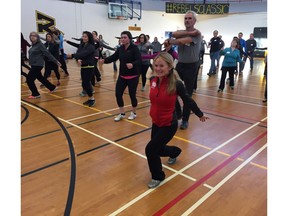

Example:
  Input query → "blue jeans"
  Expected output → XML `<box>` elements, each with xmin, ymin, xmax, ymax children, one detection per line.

<box><xmin>209</xmin><ymin>51</ymin><xmax>219</xmax><ymax>74</ymax></box>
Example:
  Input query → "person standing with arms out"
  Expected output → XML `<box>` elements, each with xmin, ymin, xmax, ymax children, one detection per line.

<box><xmin>99</xmin><ymin>31</ymin><xmax>141</xmax><ymax>121</ymax></box>
<box><xmin>152</xmin><ymin>37</ymin><xmax>162</xmax><ymax>54</ymax></box>
<box><xmin>50</xmin><ymin>27</ymin><xmax>69</xmax><ymax>77</ymax></box>
<box><xmin>42</xmin><ymin>33</ymin><xmax>61</xmax><ymax>86</ymax></box>
<box><xmin>145</xmin><ymin>52</ymin><xmax>209</xmax><ymax>188</ymax></box>
<box><xmin>245</xmin><ymin>33</ymin><xmax>257</xmax><ymax>71</ymax></box>
<box><xmin>207</xmin><ymin>30</ymin><xmax>221</xmax><ymax>76</ymax></box>
<box><xmin>164</xmin><ymin>10</ymin><xmax>202</xmax><ymax>130</ymax></box>
<box><xmin>67</xmin><ymin>31</ymin><xmax>96</xmax><ymax>107</ymax></box>
<box><xmin>137</xmin><ymin>33</ymin><xmax>155</xmax><ymax>91</ymax></box>
<box><xmin>21</xmin><ymin>32</ymin><xmax>31</xmax><ymax>61</ymax></box>
<box><xmin>199</xmin><ymin>35</ymin><xmax>207</xmax><ymax>66</ymax></box>
<box><xmin>26</xmin><ymin>32</ymin><xmax>61</xmax><ymax>99</ymax></box>
<box><xmin>238</xmin><ymin>32</ymin><xmax>247</xmax><ymax>74</ymax></box>
<box><xmin>217</xmin><ymin>35</ymin><xmax>225</xmax><ymax>68</ymax></box>
<box><xmin>217</xmin><ymin>38</ymin><xmax>243</xmax><ymax>93</ymax></box>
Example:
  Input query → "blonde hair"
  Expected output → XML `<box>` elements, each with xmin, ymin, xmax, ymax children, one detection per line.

<box><xmin>153</xmin><ymin>52</ymin><xmax>181</xmax><ymax>95</ymax></box>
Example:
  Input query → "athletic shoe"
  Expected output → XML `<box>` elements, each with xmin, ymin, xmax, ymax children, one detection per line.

<box><xmin>167</xmin><ymin>157</ymin><xmax>177</xmax><ymax>165</ymax></box>
<box><xmin>49</xmin><ymin>86</ymin><xmax>58</xmax><ymax>93</ymax></box>
<box><xmin>114</xmin><ymin>113</ymin><xmax>125</xmax><ymax>122</ymax></box>
<box><xmin>28</xmin><ymin>95</ymin><xmax>41</xmax><ymax>99</ymax></box>
<box><xmin>180</xmin><ymin>120</ymin><xmax>188</xmax><ymax>130</ymax></box>
<box><xmin>79</xmin><ymin>91</ymin><xmax>87</xmax><ymax>97</ymax></box>
<box><xmin>141</xmin><ymin>86</ymin><xmax>145</xmax><ymax>92</ymax></box>
<box><xmin>127</xmin><ymin>112</ymin><xmax>136</xmax><ymax>120</ymax></box>
<box><xmin>57</xmin><ymin>81</ymin><xmax>61</xmax><ymax>86</ymax></box>
<box><xmin>83</xmin><ymin>99</ymin><xmax>96</xmax><ymax>107</ymax></box>
<box><xmin>217</xmin><ymin>89</ymin><xmax>223</xmax><ymax>93</ymax></box>
<box><xmin>148</xmin><ymin>179</ymin><xmax>162</xmax><ymax>188</ymax></box>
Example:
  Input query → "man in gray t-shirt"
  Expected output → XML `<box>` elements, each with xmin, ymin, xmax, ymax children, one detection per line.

<box><xmin>164</xmin><ymin>10</ymin><xmax>201</xmax><ymax>130</ymax></box>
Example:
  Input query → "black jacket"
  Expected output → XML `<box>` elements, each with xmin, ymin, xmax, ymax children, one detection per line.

<box><xmin>104</xmin><ymin>43</ymin><xmax>141</xmax><ymax>76</ymax></box>
<box><xmin>72</xmin><ymin>43</ymin><xmax>95</xmax><ymax>66</ymax></box>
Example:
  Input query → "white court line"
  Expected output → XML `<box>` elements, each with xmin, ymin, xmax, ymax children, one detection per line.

<box><xmin>196</xmin><ymin>92</ymin><xmax>267</xmax><ymax>108</ymax></box>
<box><xmin>21</xmin><ymin>101</ymin><xmax>45</xmax><ymax>113</ymax></box>
<box><xmin>66</xmin><ymin>100</ymin><xmax>150</xmax><ymax>122</ymax></box>
<box><xmin>181</xmin><ymin>144</ymin><xmax>267</xmax><ymax>216</ymax></box>
<box><xmin>108</xmin><ymin>117</ymin><xmax>267</xmax><ymax>215</ymax></box>
<box><xmin>22</xmin><ymin>101</ymin><xmax>267</xmax><ymax>215</ymax></box>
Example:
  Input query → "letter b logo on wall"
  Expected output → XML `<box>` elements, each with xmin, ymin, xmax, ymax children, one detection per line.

<box><xmin>35</xmin><ymin>10</ymin><xmax>56</xmax><ymax>34</ymax></box>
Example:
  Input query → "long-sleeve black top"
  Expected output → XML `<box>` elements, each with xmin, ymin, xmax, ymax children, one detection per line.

<box><xmin>104</xmin><ymin>43</ymin><xmax>141</xmax><ymax>76</ymax></box>
<box><xmin>72</xmin><ymin>43</ymin><xmax>95</xmax><ymax>66</ymax></box>
<box><xmin>44</xmin><ymin>41</ymin><xmax>60</xmax><ymax>61</ymax></box>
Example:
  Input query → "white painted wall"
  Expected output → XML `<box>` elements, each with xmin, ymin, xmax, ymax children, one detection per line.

<box><xmin>21</xmin><ymin>0</ymin><xmax>267</xmax><ymax>54</ymax></box>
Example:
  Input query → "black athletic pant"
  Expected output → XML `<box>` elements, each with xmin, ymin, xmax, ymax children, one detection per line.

<box><xmin>91</xmin><ymin>58</ymin><xmax>101</xmax><ymax>85</ymax></box>
<box><xmin>140</xmin><ymin>64</ymin><xmax>150</xmax><ymax>88</ymax></box>
<box><xmin>219</xmin><ymin>66</ymin><xmax>236</xmax><ymax>90</ymax></box>
<box><xmin>81</xmin><ymin>67</ymin><xmax>94</xmax><ymax>97</ymax></box>
<box><xmin>27</xmin><ymin>66</ymin><xmax>56</xmax><ymax>96</ymax></box>
<box><xmin>21</xmin><ymin>60</ymin><xmax>30</xmax><ymax>78</ymax></box>
<box><xmin>44</xmin><ymin>61</ymin><xmax>60</xmax><ymax>80</ymax></box>
<box><xmin>145</xmin><ymin>122</ymin><xmax>181</xmax><ymax>180</ymax></box>
<box><xmin>115</xmin><ymin>76</ymin><xmax>138</xmax><ymax>108</ymax></box>
<box><xmin>59</xmin><ymin>49</ymin><xmax>69</xmax><ymax>75</ymax></box>
<box><xmin>176</xmin><ymin>62</ymin><xmax>199</xmax><ymax>122</ymax></box>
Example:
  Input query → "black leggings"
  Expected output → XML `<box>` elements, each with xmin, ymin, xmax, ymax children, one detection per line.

<box><xmin>81</xmin><ymin>67</ymin><xmax>94</xmax><ymax>97</ymax></box>
<box><xmin>145</xmin><ymin>122</ymin><xmax>181</xmax><ymax>180</ymax></box>
<box><xmin>140</xmin><ymin>64</ymin><xmax>150</xmax><ymax>88</ymax></box>
<box><xmin>44</xmin><ymin>61</ymin><xmax>60</xmax><ymax>80</ymax></box>
<box><xmin>91</xmin><ymin>58</ymin><xmax>101</xmax><ymax>85</ymax></box>
<box><xmin>27</xmin><ymin>66</ymin><xmax>56</xmax><ymax>96</ymax></box>
<box><xmin>219</xmin><ymin>66</ymin><xmax>236</xmax><ymax>90</ymax></box>
<box><xmin>59</xmin><ymin>49</ymin><xmax>69</xmax><ymax>75</ymax></box>
<box><xmin>115</xmin><ymin>76</ymin><xmax>138</xmax><ymax>108</ymax></box>
<box><xmin>176</xmin><ymin>62</ymin><xmax>199</xmax><ymax>122</ymax></box>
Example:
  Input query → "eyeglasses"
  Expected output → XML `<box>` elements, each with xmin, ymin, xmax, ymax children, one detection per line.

<box><xmin>185</xmin><ymin>17</ymin><xmax>193</xmax><ymax>20</ymax></box>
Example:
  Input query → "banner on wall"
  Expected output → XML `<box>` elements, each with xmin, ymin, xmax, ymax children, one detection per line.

<box><xmin>165</xmin><ymin>2</ymin><xmax>229</xmax><ymax>14</ymax></box>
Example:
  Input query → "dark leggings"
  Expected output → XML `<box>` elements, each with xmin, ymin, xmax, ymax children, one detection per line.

<box><xmin>44</xmin><ymin>61</ymin><xmax>60</xmax><ymax>80</ymax></box>
<box><xmin>91</xmin><ymin>58</ymin><xmax>101</xmax><ymax>85</ymax></box>
<box><xmin>81</xmin><ymin>67</ymin><xmax>95</xmax><ymax>97</ymax></box>
<box><xmin>115</xmin><ymin>76</ymin><xmax>138</xmax><ymax>108</ymax></box>
<box><xmin>140</xmin><ymin>64</ymin><xmax>150</xmax><ymax>88</ymax></box>
<box><xmin>219</xmin><ymin>66</ymin><xmax>236</xmax><ymax>90</ymax></box>
<box><xmin>21</xmin><ymin>60</ymin><xmax>30</xmax><ymax>78</ymax></box>
<box><xmin>59</xmin><ymin>49</ymin><xmax>69</xmax><ymax>75</ymax></box>
<box><xmin>145</xmin><ymin>122</ymin><xmax>181</xmax><ymax>180</ymax></box>
<box><xmin>27</xmin><ymin>66</ymin><xmax>56</xmax><ymax>96</ymax></box>
<box><xmin>176</xmin><ymin>62</ymin><xmax>199</xmax><ymax>122</ymax></box>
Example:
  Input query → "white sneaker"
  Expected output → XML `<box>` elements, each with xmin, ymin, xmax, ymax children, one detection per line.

<box><xmin>114</xmin><ymin>113</ymin><xmax>125</xmax><ymax>122</ymax></box>
<box><xmin>128</xmin><ymin>112</ymin><xmax>136</xmax><ymax>120</ymax></box>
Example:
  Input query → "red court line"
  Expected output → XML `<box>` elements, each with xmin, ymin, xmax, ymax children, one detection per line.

<box><xmin>202</xmin><ymin>107</ymin><xmax>266</xmax><ymax>123</ymax></box>
<box><xmin>153</xmin><ymin>131</ymin><xmax>267</xmax><ymax>216</ymax></box>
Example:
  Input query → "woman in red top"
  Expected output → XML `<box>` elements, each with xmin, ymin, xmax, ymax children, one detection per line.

<box><xmin>146</xmin><ymin>52</ymin><xmax>209</xmax><ymax>188</ymax></box>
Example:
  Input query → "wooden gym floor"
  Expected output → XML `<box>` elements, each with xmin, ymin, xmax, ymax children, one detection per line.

<box><xmin>21</xmin><ymin>56</ymin><xmax>267</xmax><ymax>216</ymax></box>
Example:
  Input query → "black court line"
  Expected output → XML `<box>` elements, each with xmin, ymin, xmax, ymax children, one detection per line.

<box><xmin>21</xmin><ymin>158</ymin><xmax>69</xmax><ymax>177</ymax></box>
<box><xmin>21</xmin><ymin>105</ymin><xmax>29</xmax><ymax>124</ymax></box>
<box><xmin>21</xmin><ymin>127</ymin><xmax>152</xmax><ymax>177</ymax></box>
<box><xmin>21</xmin><ymin>99</ymin><xmax>76</xmax><ymax>216</ymax></box>
<box><xmin>21</xmin><ymin>102</ymin><xmax>265</xmax><ymax>142</ymax></box>
<box><xmin>21</xmin><ymin>104</ymin><xmax>151</xmax><ymax>141</ymax></box>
